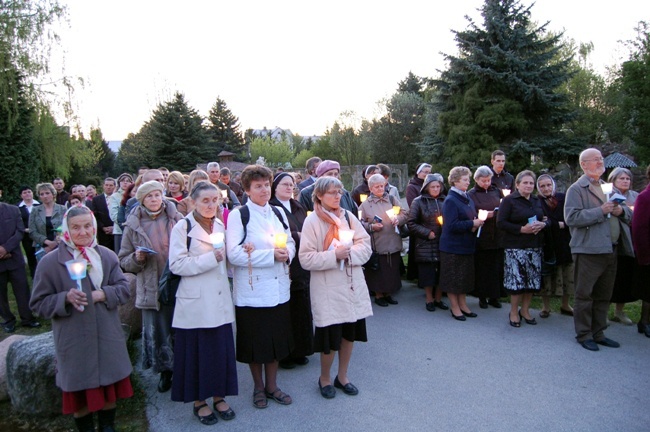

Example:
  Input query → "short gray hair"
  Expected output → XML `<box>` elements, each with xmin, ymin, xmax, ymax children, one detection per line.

<box><xmin>473</xmin><ymin>165</ymin><xmax>493</xmax><ymax>180</ymax></box>
<box><xmin>607</xmin><ymin>167</ymin><xmax>633</xmax><ymax>183</ymax></box>
<box><xmin>368</xmin><ymin>173</ymin><xmax>386</xmax><ymax>188</ymax></box>
<box><xmin>206</xmin><ymin>162</ymin><xmax>220</xmax><ymax>171</ymax></box>
<box><xmin>312</xmin><ymin>177</ymin><xmax>344</xmax><ymax>205</ymax></box>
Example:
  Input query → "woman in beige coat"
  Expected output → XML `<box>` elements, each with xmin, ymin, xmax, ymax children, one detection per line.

<box><xmin>169</xmin><ymin>182</ymin><xmax>237</xmax><ymax>425</ymax></box>
<box><xmin>299</xmin><ymin>177</ymin><xmax>372</xmax><ymax>399</ymax></box>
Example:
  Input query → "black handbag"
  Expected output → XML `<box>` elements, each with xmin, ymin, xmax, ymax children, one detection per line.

<box><xmin>158</xmin><ymin>219</ymin><xmax>192</xmax><ymax>307</ymax></box>
<box><xmin>364</xmin><ymin>232</ymin><xmax>380</xmax><ymax>271</ymax></box>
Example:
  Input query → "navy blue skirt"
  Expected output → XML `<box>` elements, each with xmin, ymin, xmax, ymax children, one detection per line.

<box><xmin>171</xmin><ymin>324</ymin><xmax>238</xmax><ymax>403</ymax></box>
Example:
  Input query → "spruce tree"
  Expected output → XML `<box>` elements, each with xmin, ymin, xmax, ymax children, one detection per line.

<box><xmin>148</xmin><ymin>92</ymin><xmax>210</xmax><ymax>171</ymax></box>
<box><xmin>433</xmin><ymin>0</ymin><xmax>575</xmax><ymax>171</ymax></box>
<box><xmin>206</xmin><ymin>97</ymin><xmax>245</xmax><ymax>159</ymax></box>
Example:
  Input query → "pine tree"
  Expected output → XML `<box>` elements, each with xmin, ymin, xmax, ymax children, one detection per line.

<box><xmin>0</xmin><ymin>67</ymin><xmax>39</xmax><ymax>201</ymax></box>
<box><xmin>206</xmin><ymin>97</ymin><xmax>245</xmax><ymax>159</ymax></box>
<box><xmin>433</xmin><ymin>0</ymin><xmax>575</xmax><ymax>172</ymax></box>
<box><xmin>148</xmin><ymin>92</ymin><xmax>210</xmax><ymax>171</ymax></box>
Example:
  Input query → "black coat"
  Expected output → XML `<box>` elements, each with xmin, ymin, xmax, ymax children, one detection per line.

<box><xmin>407</xmin><ymin>193</ymin><xmax>444</xmax><ymax>263</ymax></box>
<box><xmin>0</xmin><ymin>203</ymin><xmax>25</xmax><ymax>272</ymax></box>
<box><xmin>90</xmin><ymin>194</ymin><xmax>114</xmax><ymax>250</ymax></box>
<box><xmin>405</xmin><ymin>176</ymin><xmax>424</xmax><ymax>208</ymax></box>
<box><xmin>468</xmin><ymin>185</ymin><xmax>502</xmax><ymax>250</ymax></box>
<box><xmin>270</xmin><ymin>197</ymin><xmax>310</xmax><ymax>289</ymax></box>
<box><xmin>539</xmin><ymin>192</ymin><xmax>572</xmax><ymax>265</ymax></box>
<box><xmin>496</xmin><ymin>191</ymin><xmax>547</xmax><ymax>249</ymax></box>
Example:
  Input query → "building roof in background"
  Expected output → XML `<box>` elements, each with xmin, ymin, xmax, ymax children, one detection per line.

<box><xmin>605</xmin><ymin>151</ymin><xmax>637</xmax><ymax>168</ymax></box>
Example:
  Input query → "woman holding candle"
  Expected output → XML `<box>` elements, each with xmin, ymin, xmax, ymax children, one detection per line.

<box><xmin>169</xmin><ymin>182</ymin><xmax>237</xmax><ymax>425</ymax></box>
<box><xmin>269</xmin><ymin>172</ymin><xmax>314</xmax><ymax>370</ymax></box>
<box><xmin>536</xmin><ymin>174</ymin><xmax>574</xmax><ymax>318</ymax></box>
<box><xmin>225</xmin><ymin>165</ymin><xmax>296</xmax><ymax>409</ymax></box>
<box><xmin>118</xmin><ymin>180</ymin><xmax>182</xmax><ymax>393</ymax></box>
<box><xmin>607</xmin><ymin>167</ymin><xmax>638</xmax><ymax>325</ymax></box>
<box><xmin>29</xmin><ymin>182</ymin><xmax>67</xmax><ymax>255</ymax></box>
<box><xmin>468</xmin><ymin>166</ymin><xmax>504</xmax><ymax>309</ymax></box>
<box><xmin>408</xmin><ymin>173</ymin><xmax>448</xmax><ymax>311</ymax></box>
<box><xmin>351</xmin><ymin>165</ymin><xmax>379</xmax><ymax>207</ymax></box>
<box><xmin>359</xmin><ymin>174</ymin><xmax>407</xmax><ymax>306</ymax></box>
<box><xmin>30</xmin><ymin>206</ymin><xmax>132</xmax><ymax>432</ymax></box>
<box><xmin>439</xmin><ymin>167</ymin><xmax>484</xmax><ymax>321</ymax></box>
<box><xmin>405</xmin><ymin>162</ymin><xmax>433</xmax><ymax>281</ymax></box>
<box><xmin>165</xmin><ymin>170</ymin><xmax>188</xmax><ymax>202</ymax></box>
<box><xmin>299</xmin><ymin>176</ymin><xmax>372</xmax><ymax>399</ymax></box>
<box><xmin>497</xmin><ymin>170</ymin><xmax>548</xmax><ymax>327</ymax></box>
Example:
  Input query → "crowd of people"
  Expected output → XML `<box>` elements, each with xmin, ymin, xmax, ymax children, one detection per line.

<box><xmin>0</xmin><ymin>149</ymin><xmax>649</xmax><ymax>430</ymax></box>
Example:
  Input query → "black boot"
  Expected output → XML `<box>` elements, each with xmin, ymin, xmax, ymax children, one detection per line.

<box><xmin>158</xmin><ymin>370</ymin><xmax>173</xmax><ymax>393</ymax></box>
<box><xmin>98</xmin><ymin>408</ymin><xmax>116</xmax><ymax>432</ymax></box>
<box><xmin>73</xmin><ymin>412</ymin><xmax>95</xmax><ymax>432</ymax></box>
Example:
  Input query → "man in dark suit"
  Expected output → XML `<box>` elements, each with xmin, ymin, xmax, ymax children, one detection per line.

<box><xmin>90</xmin><ymin>177</ymin><xmax>117</xmax><ymax>250</ymax></box>
<box><xmin>0</xmin><ymin>202</ymin><xmax>40</xmax><ymax>333</ymax></box>
<box><xmin>297</xmin><ymin>156</ymin><xmax>322</xmax><ymax>190</ymax></box>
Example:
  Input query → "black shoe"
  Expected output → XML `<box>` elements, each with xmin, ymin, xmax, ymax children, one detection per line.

<box><xmin>461</xmin><ymin>310</ymin><xmax>477</xmax><ymax>318</ymax></box>
<box><xmin>292</xmin><ymin>356</ymin><xmax>310</xmax><ymax>366</ymax></box>
<box><xmin>74</xmin><ymin>412</ymin><xmax>95</xmax><ymax>432</ymax></box>
<box><xmin>509</xmin><ymin>317</ymin><xmax>521</xmax><ymax>328</ymax></box>
<box><xmin>279</xmin><ymin>359</ymin><xmax>296</xmax><ymax>369</ymax></box>
<box><xmin>21</xmin><ymin>320</ymin><xmax>41</xmax><ymax>328</ymax></box>
<box><xmin>213</xmin><ymin>399</ymin><xmax>236</xmax><ymax>421</ymax></box>
<box><xmin>578</xmin><ymin>339</ymin><xmax>599</xmax><ymax>351</ymax></box>
<box><xmin>158</xmin><ymin>371</ymin><xmax>172</xmax><ymax>393</ymax></box>
<box><xmin>385</xmin><ymin>296</ymin><xmax>398</xmax><ymax>305</ymax></box>
<box><xmin>519</xmin><ymin>311</ymin><xmax>536</xmax><ymax>325</ymax></box>
<box><xmin>433</xmin><ymin>300</ymin><xmax>449</xmax><ymax>310</ymax></box>
<box><xmin>334</xmin><ymin>376</ymin><xmax>359</xmax><ymax>395</ymax></box>
<box><xmin>560</xmin><ymin>308</ymin><xmax>574</xmax><ymax>316</ymax></box>
<box><xmin>193</xmin><ymin>403</ymin><xmax>218</xmax><ymax>425</ymax></box>
<box><xmin>479</xmin><ymin>298</ymin><xmax>488</xmax><ymax>309</ymax></box>
<box><xmin>488</xmin><ymin>299</ymin><xmax>502</xmax><ymax>308</ymax></box>
<box><xmin>374</xmin><ymin>297</ymin><xmax>389</xmax><ymax>307</ymax></box>
<box><xmin>451</xmin><ymin>311</ymin><xmax>466</xmax><ymax>321</ymax></box>
<box><xmin>595</xmin><ymin>337</ymin><xmax>620</xmax><ymax>348</ymax></box>
<box><xmin>638</xmin><ymin>323</ymin><xmax>650</xmax><ymax>338</ymax></box>
<box><xmin>98</xmin><ymin>408</ymin><xmax>116</xmax><ymax>432</ymax></box>
<box><xmin>2</xmin><ymin>321</ymin><xmax>15</xmax><ymax>333</ymax></box>
<box><xmin>425</xmin><ymin>302</ymin><xmax>435</xmax><ymax>312</ymax></box>
<box><xmin>318</xmin><ymin>378</ymin><xmax>336</xmax><ymax>399</ymax></box>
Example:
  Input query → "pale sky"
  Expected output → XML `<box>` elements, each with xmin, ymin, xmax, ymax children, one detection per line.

<box><xmin>49</xmin><ymin>0</ymin><xmax>649</xmax><ymax>141</ymax></box>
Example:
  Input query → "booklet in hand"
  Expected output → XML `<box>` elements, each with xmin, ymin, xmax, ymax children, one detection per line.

<box><xmin>136</xmin><ymin>246</ymin><xmax>158</xmax><ymax>254</ymax></box>
<box><xmin>609</xmin><ymin>192</ymin><xmax>626</xmax><ymax>204</ymax></box>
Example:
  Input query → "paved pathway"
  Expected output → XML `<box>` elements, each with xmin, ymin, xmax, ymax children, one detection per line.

<box><xmin>141</xmin><ymin>281</ymin><xmax>650</xmax><ymax>431</ymax></box>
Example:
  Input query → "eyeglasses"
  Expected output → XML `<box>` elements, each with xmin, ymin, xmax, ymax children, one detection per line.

<box><xmin>583</xmin><ymin>157</ymin><xmax>604</xmax><ymax>163</ymax></box>
<box><xmin>324</xmin><ymin>190</ymin><xmax>343</xmax><ymax>196</ymax></box>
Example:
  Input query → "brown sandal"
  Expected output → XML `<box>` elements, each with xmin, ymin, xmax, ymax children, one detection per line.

<box><xmin>265</xmin><ymin>388</ymin><xmax>292</xmax><ymax>405</ymax></box>
<box><xmin>253</xmin><ymin>390</ymin><xmax>268</xmax><ymax>409</ymax></box>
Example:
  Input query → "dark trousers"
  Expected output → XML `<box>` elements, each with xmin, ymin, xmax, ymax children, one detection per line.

<box><xmin>0</xmin><ymin>265</ymin><xmax>35</xmax><ymax>325</ymax></box>
<box><xmin>22</xmin><ymin>237</ymin><xmax>37</xmax><ymax>278</ymax></box>
<box><xmin>573</xmin><ymin>253</ymin><xmax>617</xmax><ymax>342</ymax></box>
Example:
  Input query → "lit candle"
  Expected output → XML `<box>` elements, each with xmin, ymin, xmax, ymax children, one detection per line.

<box><xmin>629</xmin><ymin>205</ymin><xmax>634</xmax><ymax>212</ymax></box>
<box><xmin>360</xmin><ymin>194</ymin><xmax>368</xmax><ymax>203</ymax></box>
<box><xmin>307</xmin><ymin>211</ymin><xmax>313</xmax><ymax>217</ymax></box>
<box><xmin>601</xmin><ymin>183</ymin><xmax>613</xmax><ymax>218</ymax></box>
<box><xmin>209</xmin><ymin>232</ymin><xmax>225</xmax><ymax>248</ymax></box>
<box><xmin>476</xmin><ymin>209</ymin><xmax>489</xmax><ymax>237</ymax></box>
<box><xmin>502</xmin><ymin>189</ymin><xmax>511</xmax><ymax>197</ymax></box>
<box><xmin>274</xmin><ymin>232</ymin><xmax>288</xmax><ymax>248</ymax></box>
<box><xmin>386</xmin><ymin>208</ymin><xmax>400</xmax><ymax>234</ymax></box>
<box><xmin>338</xmin><ymin>229</ymin><xmax>355</xmax><ymax>270</ymax></box>
<box><xmin>65</xmin><ymin>259</ymin><xmax>87</xmax><ymax>311</ymax></box>
<box><xmin>358</xmin><ymin>210</ymin><xmax>363</xmax><ymax>220</ymax></box>
<box><xmin>437</xmin><ymin>215</ymin><xmax>443</xmax><ymax>225</ymax></box>
<box><xmin>220</xmin><ymin>189</ymin><xmax>228</xmax><ymax>199</ymax></box>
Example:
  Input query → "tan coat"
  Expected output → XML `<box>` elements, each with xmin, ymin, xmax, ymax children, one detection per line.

<box><xmin>169</xmin><ymin>213</ymin><xmax>235</xmax><ymax>329</ymax></box>
<box><xmin>358</xmin><ymin>193</ymin><xmax>407</xmax><ymax>254</ymax></box>
<box><xmin>299</xmin><ymin>210</ymin><xmax>373</xmax><ymax>328</ymax></box>
<box><xmin>30</xmin><ymin>245</ymin><xmax>132</xmax><ymax>392</ymax></box>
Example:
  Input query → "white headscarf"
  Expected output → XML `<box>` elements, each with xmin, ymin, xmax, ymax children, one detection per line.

<box><xmin>60</xmin><ymin>205</ymin><xmax>104</xmax><ymax>290</ymax></box>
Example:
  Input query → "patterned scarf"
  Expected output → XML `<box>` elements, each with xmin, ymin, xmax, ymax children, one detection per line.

<box><xmin>314</xmin><ymin>201</ymin><xmax>342</xmax><ymax>250</ymax></box>
<box><xmin>61</xmin><ymin>205</ymin><xmax>104</xmax><ymax>290</ymax></box>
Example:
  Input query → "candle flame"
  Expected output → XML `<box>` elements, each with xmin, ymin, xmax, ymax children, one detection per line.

<box><xmin>274</xmin><ymin>233</ymin><xmax>288</xmax><ymax>248</ymax></box>
<box><xmin>502</xmin><ymin>189</ymin><xmax>511</xmax><ymax>197</ymax></box>
<box><xmin>478</xmin><ymin>209</ymin><xmax>489</xmax><ymax>221</ymax></box>
<box><xmin>437</xmin><ymin>215</ymin><xmax>443</xmax><ymax>225</ymax></box>
<box><xmin>360</xmin><ymin>194</ymin><xmax>368</xmax><ymax>203</ymax></box>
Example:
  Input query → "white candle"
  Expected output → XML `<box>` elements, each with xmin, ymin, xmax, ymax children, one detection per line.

<box><xmin>209</xmin><ymin>232</ymin><xmax>225</xmax><ymax>248</ymax></box>
<box><xmin>65</xmin><ymin>259</ymin><xmax>87</xmax><ymax>311</ymax></box>
<box><xmin>601</xmin><ymin>183</ymin><xmax>613</xmax><ymax>218</ymax></box>
<box><xmin>360</xmin><ymin>194</ymin><xmax>368</xmax><ymax>203</ymax></box>
<box><xmin>477</xmin><ymin>209</ymin><xmax>489</xmax><ymax>237</ymax></box>
<box><xmin>220</xmin><ymin>189</ymin><xmax>228</xmax><ymax>198</ymax></box>
<box><xmin>502</xmin><ymin>189</ymin><xmax>511</xmax><ymax>197</ymax></box>
<box><xmin>338</xmin><ymin>230</ymin><xmax>355</xmax><ymax>270</ymax></box>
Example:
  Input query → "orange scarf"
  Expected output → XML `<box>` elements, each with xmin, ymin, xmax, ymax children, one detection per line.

<box><xmin>314</xmin><ymin>202</ymin><xmax>342</xmax><ymax>250</ymax></box>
